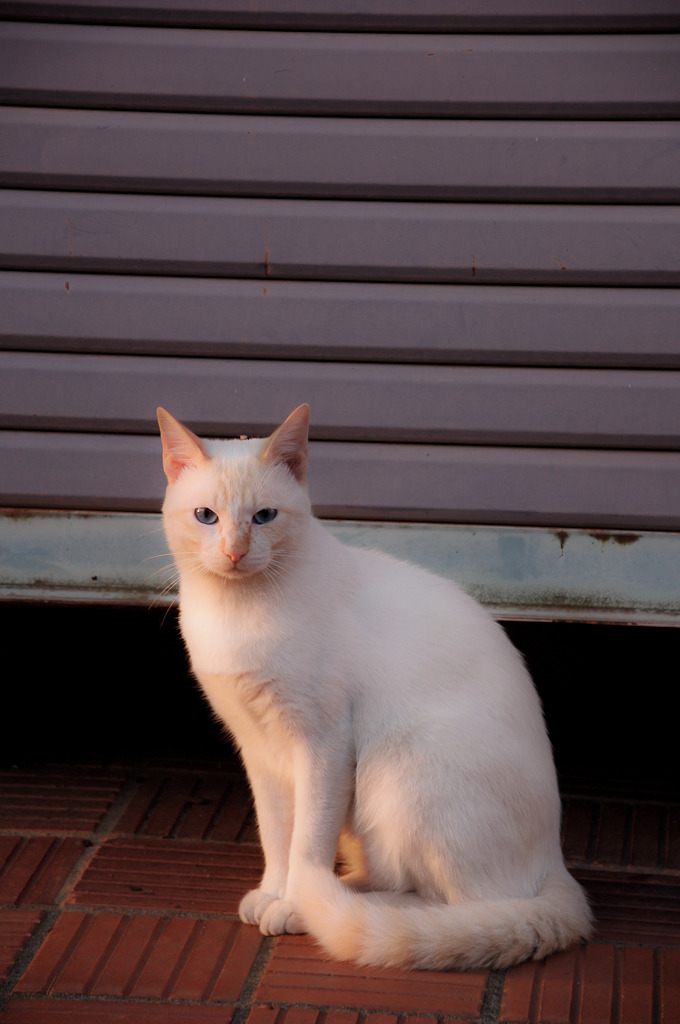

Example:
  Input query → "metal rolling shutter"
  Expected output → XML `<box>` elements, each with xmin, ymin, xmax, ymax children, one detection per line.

<box><xmin>1</xmin><ymin>1</ymin><xmax>679</xmax><ymax>617</ymax></box>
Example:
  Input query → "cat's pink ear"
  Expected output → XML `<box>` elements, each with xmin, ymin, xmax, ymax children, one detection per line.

<box><xmin>157</xmin><ymin>408</ymin><xmax>208</xmax><ymax>483</ymax></box>
<box><xmin>262</xmin><ymin>404</ymin><xmax>310</xmax><ymax>482</ymax></box>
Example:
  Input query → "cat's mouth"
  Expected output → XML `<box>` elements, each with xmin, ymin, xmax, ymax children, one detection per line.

<box><xmin>215</xmin><ymin>559</ymin><xmax>259</xmax><ymax>580</ymax></box>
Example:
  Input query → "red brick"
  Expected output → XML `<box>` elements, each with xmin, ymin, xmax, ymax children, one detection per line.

<box><xmin>175</xmin><ymin>917</ymin><xmax>263</xmax><ymax>1002</ymax></box>
<box><xmin>562</xmin><ymin>797</ymin><xmax>672</xmax><ymax>873</ymax></box>
<box><xmin>561</xmin><ymin>798</ymin><xmax>596</xmax><ymax>865</ymax></box>
<box><xmin>246</xmin><ymin>1007</ymin><xmax>282</xmax><ymax>1024</ymax></box>
<box><xmin>0</xmin><ymin>836</ymin><xmax>85</xmax><ymax>906</ymax></box>
<box><xmin>592</xmin><ymin>803</ymin><xmax>630</xmax><ymax>868</ymax></box>
<box><xmin>127</xmin><ymin>917</ymin><xmax>205</xmax><ymax>1000</ymax></box>
<box><xmin>577</xmin><ymin>943</ymin><xmax>617</xmax><ymax>1023</ymax></box>
<box><xmin>17</xmin><ymin>909</ymin><xmax>263</xmax><ymax>1002</ymax></box>
<box><xmin>255</xmin><ymin>934</ymin><xmax>487</xmax><ymax>1018</ymax></box>
<box><xmin>113</xmin><ymin>771</ymin><xmax>254</xmax><ymax>842</ymax></box>
<box><xmin>577</xmin><ymin>869</ymin><xmax>680</xmax><ymax>945</ymax></box>
<box><xmin>533</xmin><ymin>947</ymin><xmax>578</xmax><ymax>1024</ymax></box>
<box><xmin>15</xmin><ymin>910</ymin><xmax>88</xmax><ymax>994</ymax></box>
<box><xmin>0</xmin><ymin>769</ymin><xmax>125</xmax><ymax>833</ymax></box>
<box><xmin>501</xmin><ymin>943</ymin><xmax>676</xmax><ymax>1024</ymax></box>
<box><xmin>251</xmin><ymin>1009</ymin><xmax>320</xmax><ymax>1024</ymax></box>
<box><xmin>659</xmin><ymin>949</ymin><xmax>680</xmax><ymax>1023</ymax></box>
<box><xmin>501</xmin><ymin>947</ymin><xmax>583</xmax><ymax>1024</ymax></box>
<box><xmin>499</xmin><ymin>955</ymin><xmax>537</xmax><ymax>1022</ymax></box>
<box><xmin>247</xmin><ymin>1012</ymin><xmax>449</xmax><ymax>1024</ymax></box>
<box><xmin>628</xmin><ymin>803</ymin><xmax>664</xmax><ymax>870</ymax></box>
<box><xmin>619</xmin><ymin>946</ymin><xmax>655</xmax><ymax>1024</ymax></box>
<box><xmin>0</xmin><ymin>998</ymin><xmax>229</xmax><ymax>1022</ymax></box>
<box><xmin>666</xmin><ymin>805</ymin><xmax>680</xmax><ymax>871</ymax></box>
<box><xmin>68</xmin><ymin>836</ymin><xmax>263</xmax><ymax>914</ymax></box>
<box><xmin>0</xmin><ymin>909</ymin><xmax>43</xmax><ymax>984</ymax></box>
<box><xmin>324</xmin><ymin>1012</ymin><xmax>366</xmax><ymax>1024</ymax></box>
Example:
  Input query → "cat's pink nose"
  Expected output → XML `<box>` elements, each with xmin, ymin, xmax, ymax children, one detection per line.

<box><xmin>221</xmin><ymin>534</ymin><xmax>249</xmax><ymax>564</ymax></box>
<box><xmin>222</xmin><ymin>542</ymin><xmax>249</xmax><ymax>564</ymax></box>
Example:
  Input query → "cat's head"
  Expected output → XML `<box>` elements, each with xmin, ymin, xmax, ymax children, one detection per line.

<box><xmin>157</xmin><ymin>405</ymin><xmax>311</xmax><ymax>582</ymax></box>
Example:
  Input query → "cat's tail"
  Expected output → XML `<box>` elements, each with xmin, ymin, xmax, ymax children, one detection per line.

<box><xmin>296</xmin><ymin>866</ymin><xmax>593</xmax><ymax>971</ymax></box>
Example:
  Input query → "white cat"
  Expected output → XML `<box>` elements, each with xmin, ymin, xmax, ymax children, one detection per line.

<box><xmin>157</xmin><ymin>403</ymin><xmax>592</xmax><ymax>971</ymax></box>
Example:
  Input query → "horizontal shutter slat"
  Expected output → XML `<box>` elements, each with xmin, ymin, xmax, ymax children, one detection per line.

<box><xmin>2</xmin><ymin>432</ymin><xmax>679</xmax><ymax>530</ymax></box>
<box><xmin>2</xmin><ymin>352</ymin><xmax>679</xmax><ymax>450</ymax></box>
<box><xmin>4</xmin><ymin>0</ymin><xmax>680</xmax><ymax>32</ymax></box>
<box><xmin>2</xmin><ymin>24</ymin><xmax>678</xmax><ymax>118</ymax></box>
<box><xmin>3</xmin><ymin>192</ymin><xmax>678</xmax><ymax>285</ymax></box>
<box><xmin>3</xmin><ymin>272</ymin><xmax>679</xmax><ymax>368</ymax></box>
<box><xmin>3</xmin><ymin>108</ymin><xmax>680</xmax><ymax>203</ymax></box>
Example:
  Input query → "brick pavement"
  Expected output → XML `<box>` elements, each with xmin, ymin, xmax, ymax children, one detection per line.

<box><xmin>1</xmin><ymin>761</ymin><xmax>678</xmax><ymax>1023</ymax></box>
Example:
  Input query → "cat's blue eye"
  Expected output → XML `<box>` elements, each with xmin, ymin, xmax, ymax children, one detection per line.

<box><xmin>194</xmin><ymin>507</ymin><xmax>219</xmax><ymax>525</ymax></box>
<box><xmin>253</xmin><ymin>508</ymin><xmax>277</xmax><ymax>525</ymax></box>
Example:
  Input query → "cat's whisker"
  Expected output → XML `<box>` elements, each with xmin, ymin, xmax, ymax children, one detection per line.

<box><xmin>148</xmin><ymin>591</ymin><xmax>177</xmax><ymax>612</ymax></box>
<box><xmin>147</xmin><ymin>583</ymin><xmax>180</xmax><ymax>615</ymax></box>
<box><xmin>154</xmin><ymin>565</ymin><xmax>180</xmax><ymax>589</ymax></box>
<box><xmin>255</xmin><ymin>458</ymin><xmax>285</xmax><ymax>497</ymax></box>
<box><xmin>262</xmin><ymin>565</ymin><xmax>287</xmax><ymax>608</ymax></box>
<box><xmin>145</xmin><ymin>563</ymin><xmax>179</xmax><ymax>582</ymax></box>
<box><xmin>139</xmin><ymin>523</ymin><xmax>168</xmax><ymax>538</ymax></box>
<box><xmin>144</xmin><ymin>550</ymin><xmax>217</xmax><ymax>598</ymax></box>
<box><xmin>149</xmin><ymin>590</ymin><xmax>180</xmax><ymax>626</ymax></box>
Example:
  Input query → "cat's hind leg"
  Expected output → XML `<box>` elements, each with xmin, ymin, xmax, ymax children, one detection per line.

<box><xmin>336</xmin><ymin>830</ymin><xmax>373</xmax><ymax>891</ymax></box>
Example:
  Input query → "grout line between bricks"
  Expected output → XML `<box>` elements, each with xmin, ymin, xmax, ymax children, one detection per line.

<box><xmin>134</xmin><ymin>775</ymin><xmax>170</xmax><ymax>837</ymax></box>
<box><xmin>568</xmin><ymin>943</ymin><xmax>585</xmax><ymax>1024</ymax></box>
<box><xmin>652</xmin><ymin>947</ymin><xmax>663</xmax><ymax>1024</ymax></box>
<box><xmin>48</xmin><ymin>774</ymin><xmax>144</xmax><ymax>906</ymax></box>
<box><xmin>0</xmin><ymin>836</ymin><xmax>27</xmax><ymax>892</ymax></box>
<box><xmin>0</xmin><ymin>909</ymin><xmax>61</xmax><ymax>1013</ymax></box>
<box><xmin>204</xmin><ymin>778</ymin><xmax>243</xmax><ymax>842</ymax></box>
<box><xmin>231</xmin><ymin>934</ymin><xmax>278</xmax><ymax>1024</ymax></box>
<box><xmin>53</xmin><ymin>902</ymin><xmax>244</xmax><ymax>922</ymax></box>
<box><xmin>229</xmin><ymin>1000</ymin><xmax>485</xmax><ymax>1021</ymax></box>
<box><xmin>15</xmin><ymin>836</ymin><xmax>77</xmax><ymax>908</ymax></box>
<box><xmin>235</xmin><ymin>805</ymin><xmax>258</xmax><ymax>845</ymax></box>
<box><xmin>480</xmin><ymin>968</ymin><xmax>505</xmax><ymax>1024</ymax></box>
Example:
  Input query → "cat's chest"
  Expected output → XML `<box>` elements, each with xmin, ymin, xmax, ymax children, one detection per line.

<box><xmin>179</xmin><ymin>593</ymin><xmax>284</xmax><ymax>677</ymax></box>
<box><xmin>178</xmin><ymin>588</ymin><xmax>342</xmax><ymax>745</ymax></box>
<box><xmin>197</xmin><ymin>664</ymin><xmax>292</xmax><ymax>749</ymax></box>
<box><xmin>182</xmin><ymin>601</ymin><xmax>295</xmax><ymax>745</ymax></box>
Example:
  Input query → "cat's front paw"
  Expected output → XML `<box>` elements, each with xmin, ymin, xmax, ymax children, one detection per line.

<box><xmin>259</xmin><ymin>898</ymin><xmax>305</xmax><ymax>936</ymax></box>
<box><xmin>239</xmin><ymin>887</ymin><xmax>278</xmax><ymax>926</ymax></box>
<box><xmin>239</xmin><ymin>888</ymin><xmax>305</xmax><ymax>935</ymax></box>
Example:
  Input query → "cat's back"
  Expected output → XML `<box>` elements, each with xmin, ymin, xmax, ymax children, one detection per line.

<box><xmin>327</xmin><ymin>536</ymin><xmax>521</xmax><ymax>682</ymax></box>
<box><xmin>338</xmin><ymin>539</ymin><xmax>496</xmax><ymax>637</ymax></box>
<box><xmin>332</xmin><ymin>539</ymin><xmax>556</xmax><ymax>790</ymax></box>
